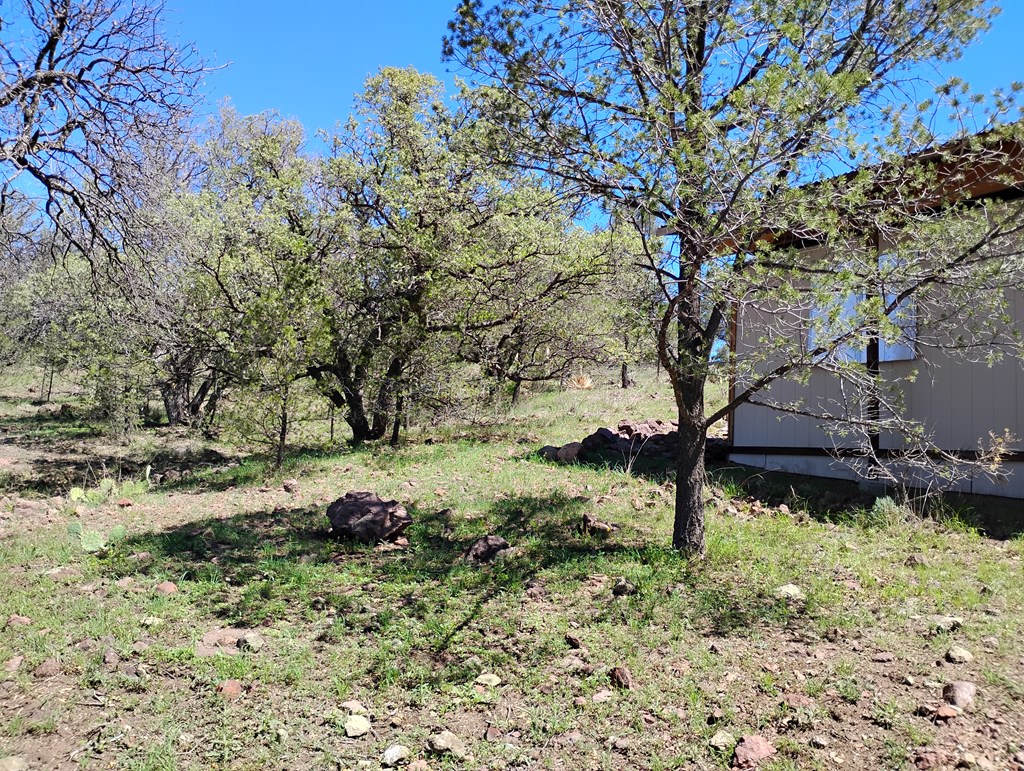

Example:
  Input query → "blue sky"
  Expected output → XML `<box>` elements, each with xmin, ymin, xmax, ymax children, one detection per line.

<box><xmin>165</xmin><ymin>1</ymin><xmax>1024</xmax><ymax>137</ymax></box>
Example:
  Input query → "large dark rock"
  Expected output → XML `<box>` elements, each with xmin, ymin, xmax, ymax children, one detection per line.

<box><xmin>327</xmin><ymin>492</ymin><xmax>412</xmax><ymax>543</ymax></box>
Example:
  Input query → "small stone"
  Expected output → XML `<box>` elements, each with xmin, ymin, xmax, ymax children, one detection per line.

<box><xmin>872</xmin><ymin>652</ymin><xmax>896</xmax><ymax>663</ymax></box>
<box><xmin>709</xmin><ymin>642</ymin><xmax>724</xmax><ymax>655</ymax></box>
<box><xmin>565</xmin><ymin>632</ymin><xmax>584</xmax><ymax>649</ymax></box>
<box><xmin>710</xmin><ymin>730</ymin><xmax>735</xmax><ymax>752</ymax></box>
<box><xmin>810</xmin><ymin>736</ymin><xmax>829</xmax><ymax>749</ymax></box>
<box><xmin>102</xmin><ymin>648</ymin><xmax>120</xmax><ymax>666</ymax></box>
<box><xmin>155</xmin><ymin>581</ymin><xmax>178</xmax><ymax>596</ymax></box>
<box><xmin>5</xmin><ymin>615</ymin><xmax>30</xmax><ymax>628</ymax></box>
<box><xmin>427</xmin><ymin>730</ymin><xmax>467</xmax><ymax>759</ymax></box>
<box><xmin>116</xmin><ymin>498</ymin><xmax>133</xmax><ymax>507</ymax></box>
<box><xmin>933</xmin><ymin>705</ymin><xmax>959</xmax><ymax>720</ymax></box>
<box><xmin>905</xmin><ymin>553</ymin><xmax>928</xmax><ymax>567</ymax></box>
<box><xmin>775</xmin><ymin>584</ymin><xmax>805</xmax><ymax>601</ymax></box>
<box><xmin>612</xmin><ymin>578</ymin><xmax>637</xmax><ymax>596</ymax></box>
<box><xmin>3</xmin><ymin>656</ymin><xmax>24</xmax><ymax>673</ymax></box>
<box><xmin>463</xmin><ymin>535</ymin><xmax>512</xmax><ymax>564</ymax></box>
<box><xmin>408</xmin><ymin>761</ymin><xmax>430</xmax><ymax>771</ymax></box>
<box><xmin>141</xmin><ymin>616</ymin><xmax>164</xmax><ymax>628</ymax></box>
<box><xmin>475</xmin><ymin>673</ymin><xmax>501</xmax><ymax>687</ymax></box>
<box><xmin>733</xmin><ymin>735</ymin><xmax>777</xmax><ymax>768</ymax></box>
<box><xmin>927</xmin><ymin>615</ymin><xmax>963</xmax><ymax>633</ymax></box>
<box><xmin>484</xmin><ymin>726</ymin><xmax>502</xmax><ymax>742</ymax></box>
<box><xmin>904</xmin><ymin>675</ymin><xmax>916</xmax><ymax>685</ymax></box>
<box><xmin>610</xmin><ymin>665</ymin><xmax>634</xmax><ymax>690</ymax></box>
<box><xmin>611</xmin><ymin>736</ymin><xmax>631</xmax><ymax>751</ymax></box>
<box><xmin>236</xmin><ymin>632</ymin><xmax>265</xmax><ymax>652</ymax></box>
<box><xmin>282</xmin><ymin>479</ymin><xmax>300</xmax><ymax>493</ymax></box>
<box><xmin>0</xmin><ymin>757</ymin><xmax>29</xmax><ymax>771</ymax></box>
<box><xmin>946</xmin><ymin>646</ymin><xmax>974</xmax><ymax>664</ymax></box>
<box><xmin>33</xmin><ymin>658</ymin><xmax>60</xmax><ymax>678</ymax></box>
<box><xmin>131</xmin><ymin>640</ymin><xmax>150</xmax><ymax>653</ymax></box>
<box><xmin>943</xmin><ymin>681</ymin><xmax>977</xmax><ymax>709</ymax></box>
<box><xmin>592</xmin><ymin>688</ymin><xmax>613</xmax><ymax>703</ymax></box>
<box><xmin>216</xmin><ymin>679</ymin><xmax>243</xmax><ymax>701</ymax></box>
<box><xmin>115</xmin><ymin>577</ymin><xmax>134</xmax><ymax>588</ymax></box>
<box><xmin>382</xmin><ymin>744</ymin><xmax>411</xmax><ymax>767</ymax></box>
<box><xmin>783</xmin><ymin>693</ymin><xmax>814</xmax><ymax>709</ymax></box>
<box><xmin>341</xmin><ymin>699</ymin><xmax>367</xmax><ymax>714</ymax></box>
<box><xmin>344</xmin><ymin>714</ymin><xmax>371</xmax><ymax>738</ymax></box>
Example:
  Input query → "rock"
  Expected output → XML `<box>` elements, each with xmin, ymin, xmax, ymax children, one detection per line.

<box><xmin>946</xmin><ymin>646</ymin><xmax>974</xmax><ymax>664</ymax></box>
<box><xmin>382</xmin><ymin>744</ymin><xmax>411</xmax><ymax>767</ymax></box>
<box><xmin>905</xmin><ymin>553</ymin><xmax>928</xmax><ymax>567</ymax></box>
<box><xmin>733</xmin><ymin>735</ymin><xmax>777</xmax><ymax>768</ymax></box>
<box><xmin>463</xmin><ymin>535</ymin><xmax>512</xmax><ymax>564</ymax></box>
<box><xmin>933</xmin><ymin>705</ymin><xmax>959</xmax><ymax>720</ymax></box>
<box><xmin>427</xmin><ymin>730</ymin><xmax>467</xmax><ymax>759</ymax></box>
<box><xmin>326</xmin><ymin>492</ymin><xmax>412</xmax><ymax>543</ymax></box>
<box><xmin>612</xmin><ymin>578</ymin><xmax>637</xmax><ymax>596</ymax></box>
<box><xmin>538</xmin><ymin>445</ymin><xmax>560</xmax><ymax>461</ymax></box>
<box><xmin>236</xmin><ymin>632</ymin><xmax>265</xmax><ymax>652</ymax></box>
<box><xmin>116</xmin><ymin>498</ymin><xmax>133</xmax><ymax>508</ymax></box>
<box><xmin>155</xmin><ymin>581</ymin><xmax>178</xmax><ymax>596</ymax></box>
<box><xmin>341</xmin><ymin>700</ymin><xmax>368</xmax><ymax>714</ymax></box>
<box><xmin>3</xmin><ymin>656</ymin><xmax>24</xmax><ymax>673</ymax></box>
<box><xmin>943</xmin><ymin>681</ymin><xmax>977</xmax><ymax>709</ymax></box>
<box><xmin>141</xmin><ymin>616</ymin><xmax>164</xmax><ymax>628</ymax></box>
<box><xmin>610</xmin><ymin>665</ymin><xmax>634</xmax><ymax>690</ymax></box>
<box><xmin>475</xmin><ymin>673</ymin><xmax>501</xmax><ymax>687</ymax></box>
<box><xmin>0</xmin><ymin>757</ymin><xmax>29</xmax><ymax>771</ymax></box>
<box><xmin>927</xmin><ymin>615</ymin><xmax>963</xmax><ymax>633</ymax></box>
<box><xmin>775</xmin><ymin>584</ymin><xmax>805</xmax><ymax>601</ymax></box>
<box><xmin>484</xmin><ymin>726</ymin><xmax>502</xmax><ymax>742</ymax></box>
<box><xmin>591</xmin><ymin>689</ymin><xmax>613</xmax><ymax>703</ymax></box>
<box><xmin>581</xmin><ymin>512</ymin><xmax>617</xmax><ymax>534</ymax></box>
<box><xmin>782</xmin><ymin>693</ymin><xmax>814</xmax><ymax>709</ymax></box>
<box><xmin>407</xmin><ymin>762</ymin><xmax>430</xmax><ymax>771</ymax></box>
<box><xmin>872</xmin><ymin>652</ymin><xmax>896</xmax><ymax>663</ymax></box>
<box><xmin>710</xmin><ymin>730</ymin><xmax>735</xmax><ymax>752</ymax></box>
<box><xmin>103</xmin><ymin>648</ymin><xmax>120</xmax><ymax>666</ymax></box>
<box><xmin>282</xmin><ymin>479</ymin><xmax>300</xmax><ymax>493</ymax></box>
<box><xmin>810</xmin><ymin>736</ymin><xmax>829</xmax><ymax>748</ymax></box>
<box><xmin>33</xmin><ymin>658</ymin><xmax>60</xmax><ymax>678</ymax></box>
<box><xmin>565</xmin><ymin>632</ymin><xmax>584</xmax><ymax>649</ymax></box>
<box><xmin>344</xmin><ymin>714</ymin><xmax>371</xmax><ymax>738</ymax></box>
<box><xmin>556</xmin><ymin>442</ymin><xmax>583</xmax><ymax>463</ymax></box>
<box><xmin>216</xmin><ymin>679</ymin><xmax>243</xmax><ymax>701</ymax></box>
<box><xmin>5</xmin><ymin>615</ymin><xmax>30</xmax><ymax>628</ymax></box>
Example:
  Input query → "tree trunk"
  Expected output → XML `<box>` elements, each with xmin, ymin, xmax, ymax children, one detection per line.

<box><xmin>275</xmin><ymin>393</ymin><xmax>288</xmax><ymax>470</ymax></box>
<box><xmin>510</xmin><ymin>378</ymin><xmax>523</xmax><ymax>406</ymax></box>
<box><xmin>390</xmin><ymin>393</ymin><xmax>404</xmax><ymax>447</ymax></box>
<box><xmin>621</xmin><ymin>361</ymin><xmax>630</xmax><ymax>389</ymax></box>
<box><xmin>674</xmin><ymin>416</ymin><xmax>706</xmax><ymax>554</ymax></box>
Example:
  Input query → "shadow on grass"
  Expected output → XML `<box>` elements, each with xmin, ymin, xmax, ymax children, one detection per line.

<box><xmin>99</xmin><ymin>490</ymin><xmax>810</xmax><ymax>661</ymax></box>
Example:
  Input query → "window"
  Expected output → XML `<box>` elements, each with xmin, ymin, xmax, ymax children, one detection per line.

<box><xmin>806</xmin><ymin>275</ymin><xmax>918</xmax><ymax>365</ymax></box>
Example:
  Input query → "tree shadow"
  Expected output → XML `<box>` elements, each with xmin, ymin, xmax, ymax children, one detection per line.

<box><xmin>98</xmin><ymin>488</ymin><xmax>820</xmax><ymax>661</ymax></box>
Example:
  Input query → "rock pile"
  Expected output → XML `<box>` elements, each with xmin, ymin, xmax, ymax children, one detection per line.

<box><xmin>540</xmin><ymin>419</ymin><xmax>729</xmax><ymax>466</ymax></box>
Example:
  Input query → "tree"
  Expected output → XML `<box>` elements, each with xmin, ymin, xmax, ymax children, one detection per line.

<box><xmin>0</xmin><ymin>0</ymin><xmax>203</xmax><ymax>256</ymax></box>
<box><xmin>311</xmin><ymin>67</ymin><xmax>616</xmax><ymax>443</ymax></box>
<box><xmin>446</xmin><ymin>0</ymin><xmax>1024</xmax><ymax>554</ymax></box>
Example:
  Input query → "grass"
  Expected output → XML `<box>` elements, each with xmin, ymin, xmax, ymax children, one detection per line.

<box><xmin>0</xmin><ymin>366</ymin><xmax>1022</xmax><ymax>769</ymax></box>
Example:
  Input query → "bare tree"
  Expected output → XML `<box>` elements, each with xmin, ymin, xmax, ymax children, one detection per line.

<box><xmin>0</xmin><ymin>0</ymin><xmax>203</xmax><ymax>256</ymax></box>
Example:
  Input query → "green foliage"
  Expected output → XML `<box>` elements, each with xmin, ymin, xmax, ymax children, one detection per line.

<box><xmin>67</xmin><ymin>521</ymin><xmax>127</xmax><ymax>554</ymax></box>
